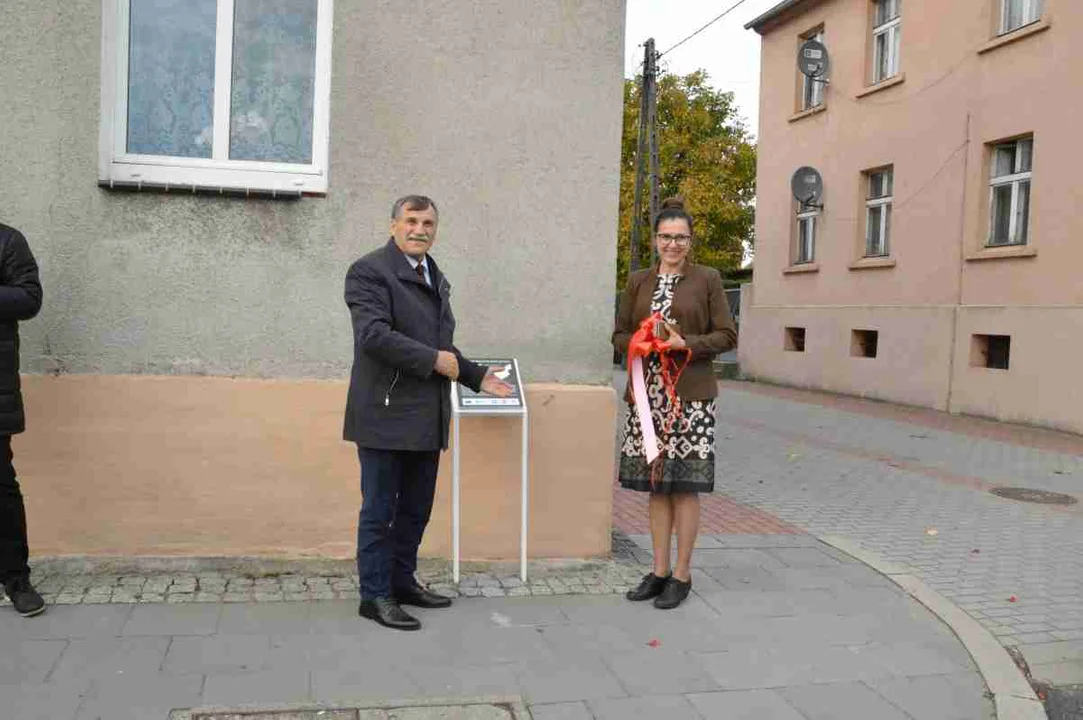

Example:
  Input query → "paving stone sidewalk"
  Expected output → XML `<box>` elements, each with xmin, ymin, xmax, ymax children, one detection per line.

<box><xmin>0</xmin><ymin>533</ymin><xmax>993</xmax><ymax>720</ymax></box>
<box><xmin>708</xmin><ymin>379</ymin><xmax>1083</xmax><ymax>692</ymax></box>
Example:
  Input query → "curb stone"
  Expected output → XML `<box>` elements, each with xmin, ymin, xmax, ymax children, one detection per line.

<box><xmin>820</xmin><ymin>535</ymin><xmax>1047</xmax><ymax>720</ymax></box>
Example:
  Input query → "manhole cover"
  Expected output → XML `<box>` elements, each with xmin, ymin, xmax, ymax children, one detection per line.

<box><xmin>990</xmin><ymin>487</ymin><xmax>1078</xmax><ymax>505</ymax></box>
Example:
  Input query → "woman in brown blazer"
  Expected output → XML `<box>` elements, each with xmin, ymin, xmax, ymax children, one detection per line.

<box><xmin>612</xmin><ymin>198</ymin><xmax>737</xmax><ymax>609</ymax></box>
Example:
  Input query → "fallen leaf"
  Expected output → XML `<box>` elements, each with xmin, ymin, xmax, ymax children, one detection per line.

<box><xmin>647</xmin><ymin>639</ymin><xmax>661</xmax><ymax>648</ymax></box>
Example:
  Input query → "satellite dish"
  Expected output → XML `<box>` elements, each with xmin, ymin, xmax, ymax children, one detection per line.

<box><xmin>791</xmin><ymin>166</ymin><xmax>824</xmax><ymax>209</ymax></box>
<box><xmin>797</xmin><ymin>39</ymin><xmax>829</xmax><ymax>79</ymax></box>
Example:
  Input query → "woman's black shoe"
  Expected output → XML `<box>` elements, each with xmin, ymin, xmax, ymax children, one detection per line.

<box><xmin>653</xmin><ymin>576</ymin><xmax>691</xmax><ymax>609</ymax></box>
<box><xmin>626</xmin><ymin>572</ymin><xmax>670</xmax><ymax>602</ymax></box>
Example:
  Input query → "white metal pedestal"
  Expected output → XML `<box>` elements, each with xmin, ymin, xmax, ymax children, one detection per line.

<box><xmin>450</xmin><ymin>360</ymin><xmax>529</xmax><ymax>584</ymax></box>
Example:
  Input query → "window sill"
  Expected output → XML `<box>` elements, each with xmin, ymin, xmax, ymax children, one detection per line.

<box><xmin>99</xmin><ymin>160</ymin><xmax>328</xmax><ymax>196</ymax></box>
<box><xmin>848</xmin><ymin>256</ymin><xmax>896</xmax><ymax>270</ymax></box>
<box><xmin>783</xmin><ymin>263</ymin><xmax>820</xmax><ymax>274</ymax></box>
<box><xmin>789</xmin><ymin>105</ymin><xmax>827</xmax><ymax>123</ymax></box>
<box><xmin>855</xmin><ymin>74</ymin><xmax>906</xmax><ymax>99</ymax></box>
<box><xmin>978</xmin><ymin>18</ymin><xmax>1051</xmax><ymax>55</ymax></box>
<box><xmin>965</xmin><ymin>245</ymin><xmax>1038</xmax><ymax>262</ymax></box>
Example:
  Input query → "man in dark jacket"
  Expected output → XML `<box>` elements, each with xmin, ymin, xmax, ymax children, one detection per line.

<box><xmin>344</xmin><ymin>195</ymin><xmax>511</xmax><ymax>631</ymax></box>
<box><xmin>0</xmin><ymin>223</ymin><xmax>44</xmax><ymax>617</ymax></box>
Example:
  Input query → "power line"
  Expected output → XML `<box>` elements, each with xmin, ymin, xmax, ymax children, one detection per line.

<box><xmin>657</xmin><ymin>0</ymin><xmax>754</xmax><ymax>59</ymax></box>
<box><xmin>819</xmin><ymin>140</ymin><xmax>969</xmax><ymax>225</ymax></box>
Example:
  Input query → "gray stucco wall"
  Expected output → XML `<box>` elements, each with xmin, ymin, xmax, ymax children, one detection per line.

<box><xmin>0</xmin><ymin>0</ymin><xmax>626</xmax><ymax>383</ymax></box>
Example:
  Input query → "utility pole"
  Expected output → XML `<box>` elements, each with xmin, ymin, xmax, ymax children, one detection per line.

<box><xmin>646</xmin><ymin>40</ymin><xmax>660</xmax><ymax>266</ymax></box>
<box><xmin>629</xmin><ymin>38</ymin><xmax>659</xmax><ymax>273</ymax></box>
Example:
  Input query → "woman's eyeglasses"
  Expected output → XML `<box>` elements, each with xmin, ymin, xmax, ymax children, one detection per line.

<box><xmin>656</xmin><ymin>233</ymin><xmax>691</xmax><ymax>246</ymax></box>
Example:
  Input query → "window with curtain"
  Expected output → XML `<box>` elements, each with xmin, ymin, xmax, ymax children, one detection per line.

<box><xmin>100</xmin><ymin>0</ymin><xmax>334</xmax><ymax>195</ymax></box>
<box><xmin>800</xmin><ymin>30</ymin><xmax>827</xmax><ymax>111</ymax></box>
<box><xmin>1000</xmin><ymin>0</ymin><xmax>1043</xmax><ymax>34</ymax></box>
<box><xmin>865</xmin><ymin>167</ymin><xmax>894</xmax><ymax>257</ymax></box>
<box><xmin>796</xmin><ymin>208</ymin><xmax>819</xmax><ymax>264</ymax></box>
<box><xmin>988</xmin><ymin>137</ymin><xmax>1033</xmax><ymax>246</ymax></box>
<box><xmin>871</xmin><ymin>0</ymin><xmax>901</xmax><ymax>84</ymax></box>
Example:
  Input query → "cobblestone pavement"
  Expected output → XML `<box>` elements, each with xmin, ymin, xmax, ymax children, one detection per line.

<box><xmin>1</xmin><ymin>548</ymin><xmax>648</xmax><ymax>607</ymax></box>
<box><xmin>0</xmin><ymin>527</ymin><xmax>800</xmax><ymax>609</ymax></box>
<box><xmin>713</xmin><ymin>380</ymin><xmax>1083</xmax><ymax>688</ymax></box>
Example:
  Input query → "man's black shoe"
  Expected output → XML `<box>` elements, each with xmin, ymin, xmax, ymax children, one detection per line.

<box><xmin>626</xmin><ymin>572</ymin><xmax>670</xmax><ymax>602</ymax></box>
<box><xmin>358</xmin><ymin>598</ymin><xmax>421</xmax><ymax>630</ymax></box>
<box><xmin>653</xmin><ymin>576</ymin><xmax>692</xmax><ymax>610</ymax></box>
<box><xmin>4</xmin><ymin>577</ymin><xmax>45</xmax><ymax>618</ymax></box>
<box><xmin>394</xmin><ymin>584</ymin><xmax>453</xmax><ymax>609</ymax></box>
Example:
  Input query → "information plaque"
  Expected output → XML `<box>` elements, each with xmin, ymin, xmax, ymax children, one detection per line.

<box><xmin>453</xmin><ymin>359</ymin><xmax>524</xmax><ymax>413</ymax></box>
<box><xmin>449</xmin><ymin>358</ymin><xmax>529</xmax><ymax>583</ymax></box>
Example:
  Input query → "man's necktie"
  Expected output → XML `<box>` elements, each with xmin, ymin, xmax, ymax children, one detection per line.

<box><xmin>415</xmin><ymin>262</ymin><xmax>427</xmax><ymax>286</ymax></box>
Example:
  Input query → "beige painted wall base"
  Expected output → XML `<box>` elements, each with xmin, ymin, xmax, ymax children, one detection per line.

<box><xmin>15</xmin><ymin>375</ymin><xmax>616</xmax><ymax>562</ymax></box>
<box><xmin>738</xmin><ymin>292</ymin><xmax>1083</xmax><ymax>436</ymax></box>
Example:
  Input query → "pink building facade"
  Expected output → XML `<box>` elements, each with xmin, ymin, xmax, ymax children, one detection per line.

<box><xmin>740</xmin><ymin>0</ymin><xmax>1083</xmax><ymax>433</ymax></box>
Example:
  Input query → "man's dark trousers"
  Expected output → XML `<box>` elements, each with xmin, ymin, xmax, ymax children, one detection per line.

<box><xmin>0</xmin><ymin>435</ymin><xmax>30</xmax><ymax>584</ymax></box>
<box><xmin>356</xmin><ymin>446</ymin><xmax>440</xmax><ymax>600</ymax></box>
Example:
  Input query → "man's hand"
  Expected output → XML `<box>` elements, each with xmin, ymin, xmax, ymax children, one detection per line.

<box><xmin>481</xmin><ymin>369</ymin><xmax>515</xmax><ymax>397</ymax></box>
<box><xmin>435</xmin><ymin>351</ymin><xmax>460</xmax><ymax>380</ymax></box>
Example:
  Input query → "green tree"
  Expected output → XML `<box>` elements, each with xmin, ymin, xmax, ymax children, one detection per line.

<box><xmin>617</xmin><ymin>69</ymin><xmax>757</xmax><ymax>289</ymax></box>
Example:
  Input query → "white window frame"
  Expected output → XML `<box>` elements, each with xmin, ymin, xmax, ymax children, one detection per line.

<box><xmin>801</xmin><ymin>30</ymin><xmax>826</xmax><ymax>111</ymax></box>
<box><xmin>988</xmin><ymin>138</ymin><xmax>1033</xmax><ymax>247</ymax></box>
<box><xmin>865</xmin><ymin>168</ymin><xmax>893</xmax><ymax>257</ymax></box>
<box><xmin>796</xmin><ymin>208</ymin><xmax>819</xmax><ymax>264</ymax></box>
<box><xmin>1000</xmin><ymin>0</ymin><xmax>1043</xmax><ymax>34</ymax></box>
<box><xmin>99</xmin><ymin>0</ymin><xmax>335</xmax><ymax>196</ymax></box>
<box><xmin>871</xmin><ymin>0</ymin><xmax>901</xmax><ymax>84</ymax></box>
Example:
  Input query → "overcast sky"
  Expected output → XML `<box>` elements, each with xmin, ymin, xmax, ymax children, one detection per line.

<box><xmin>624</xmin><ymin>0</ymin><xmax>782</xmax><ymax>138</ymax></box>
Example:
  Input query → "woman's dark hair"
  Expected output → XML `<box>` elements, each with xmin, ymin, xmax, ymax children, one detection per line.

<box><xmin>652</xmin><ymin>196</ymin><xmax>694</xmax><ymax>236</ymax></box>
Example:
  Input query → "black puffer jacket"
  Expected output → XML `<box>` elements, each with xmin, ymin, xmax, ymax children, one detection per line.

<box><xmin>343</xmin><ymin>239</ymin><xmax>485</xmax><ymax>451</ymax></box>
<box><xmin>0</xmin><ymin>223</ymin><xmax>43</xmax><ymax>435</ymax></box>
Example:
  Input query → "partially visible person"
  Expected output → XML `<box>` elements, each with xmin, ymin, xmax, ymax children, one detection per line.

<box><xmin>612</xmin><ymin>197</ymin><xmax>736</xmax><ymax>610</ymax></box>
<box><xmin>0</xmin><ymin>222</ymin><xmax>44</xmax><ymax>617</ymax></box>
<box><xmin>344</xmin><ymin>195</ymin><xmax>513</xmax><ymax>631</ymax></box>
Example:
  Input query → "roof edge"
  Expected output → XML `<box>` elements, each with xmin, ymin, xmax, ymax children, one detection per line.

<box><xmin>744</xmin><ymin>0</ymin><xmax>815</xmax><ymax>34</ymax></box>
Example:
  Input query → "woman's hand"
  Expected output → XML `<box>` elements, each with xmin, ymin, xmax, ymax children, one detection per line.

<box><xmin>664</xmin><ymin>322</ymin><xmax>687</xmax><ymax>350</ymax></box>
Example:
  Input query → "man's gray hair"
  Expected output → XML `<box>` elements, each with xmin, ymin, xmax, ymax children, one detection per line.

<box><xmin>391</xmin><ymin>195</ymin><xmax>439</xmax><ymax>220</ymax></box>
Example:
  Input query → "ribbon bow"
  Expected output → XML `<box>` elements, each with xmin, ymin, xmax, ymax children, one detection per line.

<box><xmin>627</xmin><ymin>312</ymin><xmax>691</xmax><ymax>485</ymax></box>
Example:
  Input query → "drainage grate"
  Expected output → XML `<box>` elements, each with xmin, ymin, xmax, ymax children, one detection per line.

<box><xmin>990</xmin><ymin>487</ymin><xmax>1078</xmax><ymax>506</ymax></box>
<box><xmin>189</xmin><ymin>713</ymin><xmax>356</xmax><ymax>720</ymax></box>
<box><xmin>171</xmin><ymin>700</ymin><xmax>528</xmax><ymax>720</ymax></box>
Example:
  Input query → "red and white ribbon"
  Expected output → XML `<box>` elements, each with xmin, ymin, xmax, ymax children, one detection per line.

<box><xmin>626</xmin><ymin>312</ymin><xmax>691</xmax><ymax>483</ymax></box>
<box><xmin>630</xmin><ymin>352</ymin><xmax>661</xmax><ymax>465</ymax></box>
